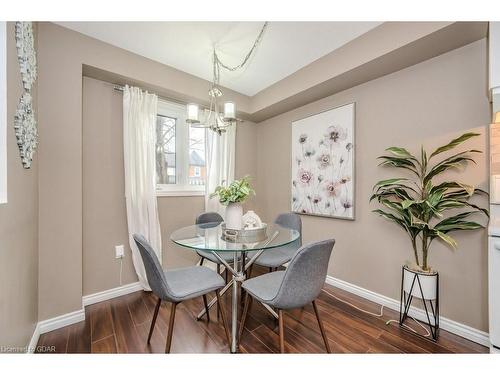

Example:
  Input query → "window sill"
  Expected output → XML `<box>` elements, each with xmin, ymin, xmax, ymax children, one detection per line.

<box><xmin>156</xmin><ymin>190</ymin><xmax>205</xmax><ymax>197</ymax></box>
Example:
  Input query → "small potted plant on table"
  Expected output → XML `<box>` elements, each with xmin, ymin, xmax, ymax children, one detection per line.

<box><xmin>210</xmin><ymin>176</ymin><xmax>255</xmax><ymax>230</ymax></box>
<box><xmin>370</xmin><ymin>132</ymin><xmax>488</xmax><ymax>340</ymax></box>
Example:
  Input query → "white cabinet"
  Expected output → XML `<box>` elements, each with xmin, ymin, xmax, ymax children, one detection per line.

<box><xmin>490</xmin><ymin>22</ymin><xmax>500</xmax><ymax>95</ymax></box>
<box><xmin>489</xmin><ymin>235</ymin><xmax>500</xmax><ymax>348</ymax></box>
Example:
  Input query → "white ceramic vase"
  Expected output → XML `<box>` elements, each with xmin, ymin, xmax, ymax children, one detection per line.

<box><xmin>225</xmin><ymin>202</ymin><xmax>243</xmax><ymax>230</ymax></box>
<box><xmin>402</xmin><ymin>265</ymin><xmax>438</xmax><ymax>300</ymax></box>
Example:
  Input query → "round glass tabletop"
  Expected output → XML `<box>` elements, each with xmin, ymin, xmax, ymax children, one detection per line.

<box><xmin>170</xmin><ymin>222</ymin><xmax>300</xmax><ymax>252</ymax></box>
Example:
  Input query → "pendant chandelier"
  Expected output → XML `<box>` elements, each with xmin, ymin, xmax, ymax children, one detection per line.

<box><xmin>186</xmin><ymin>22</ymin><xmax>268</xmax><ymax>135</ymax></box>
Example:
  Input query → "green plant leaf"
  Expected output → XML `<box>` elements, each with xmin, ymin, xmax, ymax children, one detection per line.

<box><xmin>431</xmin><ymin>181</ymin><xmax>474</xmax><ymax>196</ymax></box>
<box><xmin>373</xmin><ymin>178</ymin><xmax>409</xmax><ymax>190</ymax></box>
<box><xmin>209</xmin><ymin>176</ymin><xmax>254</xmax><ymax>204</ymax></box>
<box><xmin>410</xmin><ymin>214</ymin><xmax>429</xmax><ymax>228</ymax></box>
<box><xmin>402</xmin><ymin>199</ymin><xmax>421</xmax><ymax>210</ymax></box>
<box><xmin>371</xmin><ymin>132</ymin><xmax>488</xmax><ymax>269</ymax></box>
<box><xmin>385</xmin><ymin>147</ymin><xmax>419</xmax><ymax>162</ymax></box>
<box><xmin>378</xmin><ymin>156</ymin><xmax>419</xmax><ymax>175</ymax></box>
<box><xmin>372</xmin><ymin>209</ymin><xmax>419</xmax><ymax>239</ymax></box>
<box><xmin>421</xmin><ymin>145</ymin><xmax>427</xmax><ymax>172</ymax></box>
<box><xmin>424</xmin><ymin>155</ymin><xmax>477</xmax><ymax>184</ymax></box>
<box><xmin>434</xmin><ymin>219</ymin><xmax>484</xmax><ymax>232</ymax></box>
<box><xmin>463</xmin><ymin>201</ymin><xmax>490</xmax><ymax>217</ymax></box>
<box><xmin>429</xmin><ymin>133</ymin><xmax>480</xmax><ymax>159</ymax></box>
<box><xmin>435</xmin><ymin>231</ymin><xmax>458</xmax><ymax>249</ymax></box>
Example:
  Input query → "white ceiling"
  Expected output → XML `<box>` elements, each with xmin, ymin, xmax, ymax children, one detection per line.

<box><xmin>56</xmin><ymin>22</ymin><xmax>381</xmax><ymax>96</ymax></box>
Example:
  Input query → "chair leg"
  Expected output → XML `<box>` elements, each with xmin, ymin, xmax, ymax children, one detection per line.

<box><xmin>247</xmin><ymin>265</ymin><xmax>253</xmax><ymax>279</ymax></box>
<box><xmin>216</xmin><ymin>290</ymin><xmax>231</xmax><ymax>348</ymax></box>
<box><xmin>269</xmin><ymin>267</ymin><xmax>273</xmax><ymax>273</ymax></box>
<box><xmin>165</xmin><ymin>302</ymin><xmax>178</xmax><ymax>353</ymax></box>
<box><xmin>239</xmin><ymin>293</ymin><xmax>252</xmax><ymax>341</ymax></box>
<box><xmin>217</xmin><ymin>265</ymin><xmax>221</xmax><ymax>319</ymax></box>
<box><xmin>312</xmin><ymin>300</ymin><xmax>331</xmax><ymax>353</ymax></box>
<box><xmin>147</xmin><ymin>297</ymin><xmax>161</xmax><ymax>343</ymax></box>
<box><xmin>202</xmin><ymin>294</ymin><xmax>210</xmax><ymax>322</ymax></box>
<box><xmin>278</xmin><ymin>309</ymin><xmax>285</xmax><ymax>353</ymax></box>
<box><xmin>200</xmin><ymin>257</ymin><xmax>204</xmax><ymax>266</ymax></box>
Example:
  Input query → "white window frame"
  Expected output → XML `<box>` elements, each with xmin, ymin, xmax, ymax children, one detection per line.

<box><xmin>0</xmin><ymin>22</ymin><xmax>7</xmax><ymax>204</ymax></box>
<box><xmin>156</xmin><ymin>99</ymin><xmax>206</xmax><ymax>197</ymax></box>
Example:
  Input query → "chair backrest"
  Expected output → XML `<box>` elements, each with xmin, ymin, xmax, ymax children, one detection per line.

<box><xmin>196</xmin><ymin>212</ymin><xmax>224</xmax><ymax>227</ymax></box>
<box><xmin>272</xmin><ymin>239</ymin><xmax>335</xmax><ymax>309</ymax></box>
<box><xmin>133</xmin><ymin>234</ymin><xmax>172</xmax><ymax>301</ymax></box>
<box><xmin>274</xmin><ymin>212</ymin><xmax>302</xmax><ymax>247</ymax></box>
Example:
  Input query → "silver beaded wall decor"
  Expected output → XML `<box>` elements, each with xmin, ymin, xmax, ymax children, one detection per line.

<box><xmin>14</xmin><ymin>92</ymin><xmax>38</xmax><ymax>167</ymax></box>
<box><xmin>14</xmin><ymin>21</ymin><xmax>38</xmax><ymax>168</ymax></box>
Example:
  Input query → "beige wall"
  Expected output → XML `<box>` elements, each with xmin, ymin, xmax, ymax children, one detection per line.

<box><xmin>36</xmin><ymin>22</ymin><xmax>254</xmax><ymax>320</ymax></box>
<box><xmin>35</xmin><ymin>21</ymin><xmax>491</xmax><ymax>334</ymax></box>
<box><xmin>255</xmin><ymin>39</ymin><xmax>490</xmax><ymax>331</ymax></box>
<box><xmin>0</xmin><ymin>23</ymin><xmax>38</xmax><ymax>347</ymax></box>
<box><xmin>82</xmin><ymin>77</ymin><xmax>257</xmax><ymax>295</ymax></box>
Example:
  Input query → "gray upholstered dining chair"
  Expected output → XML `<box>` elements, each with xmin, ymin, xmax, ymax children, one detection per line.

<box><xmin>194</xmin><ymin>212</ymin><xmax>235</xmax><ymax>318</ymax></box>
<box><xmin>240</xmin><ymin>239</ymin><xmax>335</xmax><ymax>353</ymax></box>
<box><xmin>133</xmin><ymin>234</ymin><xmax>230</xmax><ymax>353</ymax></box>
<box><xmin>195</xmin><ymin>212</ymin><xmax>234</xmax><ymax>321</ymax></box>
<box><xmin>195</xmin><ymin>212</ymin><xmax>233</xmax><ymax>271</ymax></box>
<box><xmin>250</xmin><ymin>212</ymin><xmax>302</xmax><ymax>273</ymax></box>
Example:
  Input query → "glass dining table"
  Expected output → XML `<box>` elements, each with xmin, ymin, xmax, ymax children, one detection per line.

<box><xmin>170</xmin><ymin>222</ymin><xmax>300</xmax><ymax>353</ymax></box>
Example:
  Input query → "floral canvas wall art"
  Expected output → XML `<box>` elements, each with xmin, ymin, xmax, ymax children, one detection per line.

<box><xmin>291</xmin><ymin>103</ymin><xmax>355</xmax><ymax>220</ymax></box>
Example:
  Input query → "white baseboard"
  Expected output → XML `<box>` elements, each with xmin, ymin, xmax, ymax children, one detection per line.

<box><xmin>82</xmin><ymin>282</ymin><xmax>143</xmax><ymax>307</ymax></box>
<box><xmin>25</xmin><ymin>282</ymin><xmax>143</xmax><ymax>351</ymax></box>
<box><xmin>26</xmin><ymin>323</ymin><xmax>40</xmax><ymax>353</ymax></box>
<box><xmin>325</xmin><ymin>275</ymin><xmax>490</xmax><ymax>347</ymax></box>
<box><xmin>37</xmin><ymin>309</ymin><xmax>85</xmax><ymax>335</ymax></box>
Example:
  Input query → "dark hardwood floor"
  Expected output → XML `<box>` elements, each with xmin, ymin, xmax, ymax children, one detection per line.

<box><xmin>35</xmin><ymin>267</ymin><xmax>488</xmax><ymax>354</ymax></box>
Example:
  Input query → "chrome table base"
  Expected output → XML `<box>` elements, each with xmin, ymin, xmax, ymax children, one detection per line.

<box><xmin>196</xmin><ymin>231</ymin><xmax>278</xmax><ymax>353</ymax></box>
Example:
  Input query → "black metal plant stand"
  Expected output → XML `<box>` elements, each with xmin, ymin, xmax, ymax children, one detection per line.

<box><xmin>399</xmin><ymin>266</ymin><xmax>440</xmax><ymax>341</ymax></box>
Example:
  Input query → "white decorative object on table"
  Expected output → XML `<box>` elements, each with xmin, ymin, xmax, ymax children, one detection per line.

<box><xmin>209</xmin><ymin>176</ymin><xmax>255</xmax><ymax>231</ymax></box>
<box><xmin>225</xmin><ymin>202</ymin><xmax>243</xmax><ymax>230</ymax></box>
<box><xmin>242</xmin><ymin>210</ymin><xmax>263</xmax><ymax>229</ymax></box>
<box><xmin>14</xmin><ymin>21</ymin><xmax>38</xmax><ymax>169</ymax></box>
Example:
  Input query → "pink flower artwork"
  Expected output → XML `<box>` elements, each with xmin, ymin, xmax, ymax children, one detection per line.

<box><xmin>291</xmin><ymin>103</ymin><xmax>355</xmax><ymax>219</ymax></box>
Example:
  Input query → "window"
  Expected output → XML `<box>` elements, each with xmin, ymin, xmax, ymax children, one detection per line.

<box><xmin>156</xmin><ymin>100</ymin><xmax>206</xmax><ymax>196</ymax></box>
<box><xmin>0</xmin><ymin>21</ymin><xmax>7</xmax><ymax>204</ymax></box>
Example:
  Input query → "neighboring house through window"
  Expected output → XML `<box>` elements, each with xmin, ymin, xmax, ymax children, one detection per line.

<box><xmin>156</xmin><ymin>99</ymin><xmax>206</xmax><ymax>196</ymax></box>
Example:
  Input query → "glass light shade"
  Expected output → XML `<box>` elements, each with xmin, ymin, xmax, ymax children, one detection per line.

<box><xmin>224</xmin><ymin>101</ymin><xmax>236</xmax><ymax>120</ymax></box>
<box><xmin>186</xmin><ymin>103</ymin><xmax>199</xmax><ymax>123</ymax></box>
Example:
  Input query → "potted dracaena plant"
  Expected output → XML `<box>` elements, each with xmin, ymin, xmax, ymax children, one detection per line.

<box><xmin>370</xmin><ymin>132</ymin><xmax>488</xmax><ymax>300</ymax></box>
<box><xmin>210</xmin><ymin>176</ymin><xmax>255</xmax><ymax>230</ymax></box>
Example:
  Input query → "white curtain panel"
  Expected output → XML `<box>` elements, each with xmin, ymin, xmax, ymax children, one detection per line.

<box><xmin>123</xmin><ymin>85</ymin><xmax>162</xmax><ymax>290</ymax></box>
<box><xmin>205</xmin><ymin>117</ymin><xmax>236</xmax><ymax>217</ymax></box>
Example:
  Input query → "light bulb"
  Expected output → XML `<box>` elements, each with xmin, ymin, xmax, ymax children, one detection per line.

<box><xmin>224</xmin><ymin>101</ymin><xmax>236</xmax><ymax>120</ymax></box>
<box><xmin>186</xmin><ymin>103</ymin><xmax>199</xmax><ymax>123</ymax></box>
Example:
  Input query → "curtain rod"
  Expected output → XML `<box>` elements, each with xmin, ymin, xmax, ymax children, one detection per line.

<box><xmin>113</xmin><ymin>84</ymin><xmax>209</xmax><ymax>111</ymax></box>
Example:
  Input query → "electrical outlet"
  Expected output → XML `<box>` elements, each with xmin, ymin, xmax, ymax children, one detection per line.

<box><xmin>115</xmin><ymin>245</ymin><xmax>125</xmax><ymax>259</ymax></box>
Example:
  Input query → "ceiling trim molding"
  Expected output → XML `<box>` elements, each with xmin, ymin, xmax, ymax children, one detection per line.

<box><xmin>249</xmin><ymin>22</ymin><xmax>488</xmax><ymax>122</ymax></box>
<box><xmin>60</xmin><ymin>21</ymin><xmax>489</xmax><ymax>123</ymax></box>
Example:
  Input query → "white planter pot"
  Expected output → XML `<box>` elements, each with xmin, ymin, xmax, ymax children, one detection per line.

<box><xmin>403</xmin><ymin>265</ymin><xmax>438</xmax><ymax>300</ymax></box>
<box><xmin>225</xmin><ymin>202</ymin><xmax>243</xmax><ymax>230</ymax></box>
